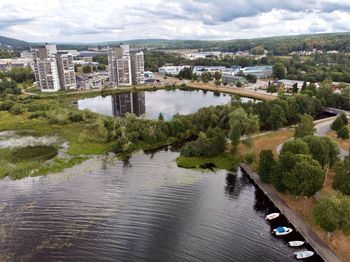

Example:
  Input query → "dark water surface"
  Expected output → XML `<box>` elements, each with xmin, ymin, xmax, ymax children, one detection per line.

<box><xmin>0</xmin><ymin>150</ymin><xmax>322</xmax><ymax>261</ymax></box>
<box><xmin>77</xmin><ymin>89</ymin><xmax>254</xmax><ymax>120</ymax></box>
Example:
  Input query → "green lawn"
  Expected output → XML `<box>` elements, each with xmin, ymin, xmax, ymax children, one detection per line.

<box><xmin>176</xmin><ymin>153</ymin><xmax>237</xmax><ymax>171</ymax></box>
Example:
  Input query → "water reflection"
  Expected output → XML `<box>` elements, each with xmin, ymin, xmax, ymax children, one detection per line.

<box><xmin>111</xmin><ymin>92</ymin><xmax>146</xmax><ymax>117</ymax></box>
<box><xmin>77</xmin><ymin>89</ymin><xmax>233</xmax><ymax>120</ymax></box>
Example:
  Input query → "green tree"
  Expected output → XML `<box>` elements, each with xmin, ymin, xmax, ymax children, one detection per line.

<box><xmin>281</xmin><ymin>139</ymin><xmax>310</xmax><ymax>156</ymax></box>
<box><xmin>178</xmin><ymin>67</ymin><xmax>193</xmax><ymax>80</ymax></box>
<box><xmin>214</xmin><ymin>71</ymin><xmax>222</xmax><ymax>81</ymax></box>
<box><xmin>258</xmin><ymin>150</ymin><xmax>275</xmax><ymax>183</ymax></box>
<box><xmin>337</xmin><ymin>126</ymin><xmax>349</xmax><ymax>139</ymax></box>
<box><xmin>82</xmin><ymin>65</ymin><xmax>92</xmax><ymax>74</ymax></box>
<box><xmin>246</xmin><ymin>74</ymin><xmax>257</xmax><ymax>83</ymax></box>
<box><xmin>331</xmin><ymin>116</ymin><xmax>345</xmax><ymax>131</ymax></box>
<box><xmin>284</xmin><ymin>156</ymin><xmax>325</xmax><ymax>196</ymax></box>
<box><xmin>313</xmin><ymin>194</ymin><xmax>341</xmax><ymax>233</ymax></box>
<box><xmin>340</xmin><ymin>113</ymin><xmax>348</xmax><ymax>125</ymax></box>
<box><xmin>302</xmin><ymin>81</ymin><xmax>307</xmax><ymax>91</ymax></box>
<box><xmin>229</xmin><ymin>107</ymin><xmax>259</xmax><ymax>151</ymax></box>
<box><xmin>267</xmin><ymin>105</ymin><xmax>287</xmax><ymax>130</ymax></box>
<box><xmin>158</xmin><ymin>113</ymin><xmax>164</xmax><ymax>122</ymax></box>
<box><xmin>273</xmin><ymin>62</ymin><xmax>286</xmax><ymax>79</ymax></box>
<box><xmin>292</xmin><ymin>83</ymin><xmax>298</xmax><ymax>93</ymax></box>
<box><xmin>294</xmin><ymin>114</ymin><xmax>315</xmax><ymax>138</ymax></box>
<box><xmin>333</xmin><ymin>156</ymin><xmax>350</xmax><ymax>195</ymax></box>
<box><xmin>236</xmin><ymin>81</ymin><xmax>242</xmax><ymax>87</ymax></box>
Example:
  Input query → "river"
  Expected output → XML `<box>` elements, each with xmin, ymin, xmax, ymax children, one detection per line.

<box><xmin>0</xmin><ymin>149</ymin><xmax>322</xmax><ymax>261</ymax></box>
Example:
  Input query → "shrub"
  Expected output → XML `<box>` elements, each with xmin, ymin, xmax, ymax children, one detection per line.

<box><xmin>242</xmin><ymin>150</ymin><xmax>256</xmax><ymax>164</ymax></box>
<box><xmin>68</xmin><ymin>112</ymin><xmax>84</xmax><ymax>122</ymax></box>
<box><xmin>337</xmin><ymin>126</ymin><xmax>350</xmax><ymax>140</ymax></box>
<box><xmin>29</xmin><ymin>111</ymin><xmax>47</xmax><ymax>119</ymax></box>
<box><xmin>0</xmin><ymin>100</ymin><xmax>14</xmax><ymax>111</ymax></box>
<box><xmin>9</xmin><ymin>103</ymin><xmax>27</xmax><ymax>115</ymax></box>
<box><xmin>331</xmin><ymin>116</ymin><xmax>345</xmax><ymax>131</ymax></box>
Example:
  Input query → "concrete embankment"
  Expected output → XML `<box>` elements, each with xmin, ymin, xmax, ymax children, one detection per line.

<box><xmin>240</xmin><ymin>163</ymin><xmax>341</xmax><ymax>262</ymax></box>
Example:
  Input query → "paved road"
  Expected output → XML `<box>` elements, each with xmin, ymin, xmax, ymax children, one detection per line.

<box><xmin>276</xmin><ymin>118</ymin><xmax>349</xmax><ymax>160</ymax></box>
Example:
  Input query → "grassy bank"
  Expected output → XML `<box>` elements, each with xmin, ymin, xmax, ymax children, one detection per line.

<box><xmin>176</xmin><ymin>153</ymin><xmax>237</xmax><ymax>171</ymax></box>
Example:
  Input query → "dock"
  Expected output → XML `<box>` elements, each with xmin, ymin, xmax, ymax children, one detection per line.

<box><xmin>240</xmin><ymin>163</ymin><xmax>341</xmax><ymax>262</ymax></box>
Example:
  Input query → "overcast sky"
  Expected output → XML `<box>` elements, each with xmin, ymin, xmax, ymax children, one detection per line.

<box><xmin>1</xmin><ymin>0</ymin><xmax>350</xmax><ymax>43</ymax></box>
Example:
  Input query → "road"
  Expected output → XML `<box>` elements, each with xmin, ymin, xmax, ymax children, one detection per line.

<box><xmin>276</xmin><ymin>117</ymin><xmax>349</xmax><ymax>160</ymax></box>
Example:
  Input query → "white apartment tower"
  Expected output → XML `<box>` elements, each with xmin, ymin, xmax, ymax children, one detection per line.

<box><xmin>31</xmin><ymin>44</ymin><xmax>60</xmax><ymax>92</ymax></box>
<box><xmin>108</xmin><ymin>44</ymin><xmax>144</xmax><ymax>86</ymax></box>
<box><xmin>130</xmin><ymin>50</ymin><xmax>145</xmax><ymax>85</ymax></box>
<box><xmin>56</xmin><ymin>52</ymin><xmax>77</xmax><ymax>90</ymax></box>
<box><xmin>31</xmin><ymin>44</ymin><xmax>77</xmax><ymax>92</ymax></box>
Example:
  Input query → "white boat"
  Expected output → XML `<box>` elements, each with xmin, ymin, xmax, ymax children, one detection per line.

<box><xmin>288</xmin><ymin>241</ymin><xmax>305</xmax><ymax>247</ymax></box>
<box><xmin>266</xmin><ymin>213</ymin><xmax>280</xmax><ymax>220</ymax></box>
<box><xmin>273</xmin><ymin>227</ymin><xmax>293</xmax><ymax>236</ymax></box>
<box><xmin>294</xmin><ymin>251</ymin><xmax>314</xmax><ymax>259</ymax></box>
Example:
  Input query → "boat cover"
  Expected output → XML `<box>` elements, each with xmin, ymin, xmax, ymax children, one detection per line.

<box><xmin>276</xmin><ymin>227</ymin><xmax>285</xmax><ymax>233</ymax></box>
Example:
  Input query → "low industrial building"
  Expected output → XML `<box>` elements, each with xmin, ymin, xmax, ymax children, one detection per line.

<box><xmin>0</xmin><ymin>58</ymin><xmax>33</xmax><ymax>71</ymax></box>
<box><xmin>242</xmin><ymin>66</ymin><xmax>273</xmax><ymax>78</ymax></box>
<box><xmin>158</xmin><ymin>66</ymin><xmax>190</xmax><ymax>76</ymax></box>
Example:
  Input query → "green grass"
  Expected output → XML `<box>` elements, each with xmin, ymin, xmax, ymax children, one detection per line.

<box><xmin>0</xmin><ymin>156</ymin><xmax>87</xmax><ymax>180</ymax></box>
<box><xmin>176</xmin><ymin>153</ymin><xmax>237</xmax><ymax>171</ymax></box>
<box><xmin>11</xmin><ymin>146</ymin><xmax>58</xmax><ymax>162</ymax></box>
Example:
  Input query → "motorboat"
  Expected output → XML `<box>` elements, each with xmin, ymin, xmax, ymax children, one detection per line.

<box><xmin>294</xmin><ymin>250</ymin><xmax>314</xmax><ymax>259</ymax></box>
<box><xmin>273</xmin><ymin>226</ymin><xmax>293</xmax><ymax>236</ymax></box>
<box><xmin>288</xmin><ymin>241</ymin><xmax>305</xmax><ymax>247</ymax></box>
<box><xmin>266</xmin><ymin>213</ymin><xmax>280</xmax><ymax>220</ymax></box>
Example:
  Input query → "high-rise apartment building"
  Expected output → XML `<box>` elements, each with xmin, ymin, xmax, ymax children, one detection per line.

<box><xmin>31</xmin><ymin>44</ymin><xmax>77</xmax><ymax>92</ymax></box>
<box><xmin>56</xmin><ymin>52</ymin><xmax>77</xmax><ymax>90</ymax></box>
<box><xmin>130</xmin><ymin>50</ymin><xmax>145</xmax><ymax>85</ymax></box>
<box><xmin>108</xmin><ymin>44</ymin><xmax>144</xmax><ymax>86</ymax></box>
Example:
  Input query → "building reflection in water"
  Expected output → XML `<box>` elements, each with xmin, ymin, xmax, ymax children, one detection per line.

<box><xmin>111</xmin><ymin>92</ymin><xmax>146</xmax><ymax>117</ymax></box>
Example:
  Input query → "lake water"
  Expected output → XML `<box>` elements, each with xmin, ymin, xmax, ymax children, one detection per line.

<box><xmin>0</xmin><ymin>150</ymin><xmax>322</xmax><ymax>261</ymax></box>
<box><xmin>77</xmin><ymin>89</ymin><xmax>254</xmax><ymax>120</ymax></box>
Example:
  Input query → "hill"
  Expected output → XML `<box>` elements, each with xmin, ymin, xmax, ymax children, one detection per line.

<box><xmin>0</xmin><ymin>36</ymin><xmax>30</xmax><ymax>50</ymax></box>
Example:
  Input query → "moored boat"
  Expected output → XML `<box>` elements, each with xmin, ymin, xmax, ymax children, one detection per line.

<box><xmin>266</xmin><ymin>212</ymin><xmax>280</xmax><ymax>220</ymax></box>
<box><xmin>273</xmin><ymin>226</ymin><xmax>293</xmax><ymax>236</ymax></box>
<box><xmin>294</xmin><ymin>250</ymin><xmax>314</xmax><ymax>259</ymax></box>
<box><xmin>288</xmin><ymin>241</ymin><xmax>305</xmax><ymax>247</ymax></box>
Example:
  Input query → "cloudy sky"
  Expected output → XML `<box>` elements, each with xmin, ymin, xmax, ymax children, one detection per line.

<box><xmin>1</xmin><ymin>0</ymin><xmax>350</xmax><ymax>43</ymax></box>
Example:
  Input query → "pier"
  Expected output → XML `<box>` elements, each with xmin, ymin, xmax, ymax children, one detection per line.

<box><xmin>240</xmin><ymin>163</ymin><xmax>341</xmax><ymax>262</ymax></box>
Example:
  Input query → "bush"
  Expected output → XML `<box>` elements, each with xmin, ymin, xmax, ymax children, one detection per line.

<box><xmin>9</xmin><ymin>103</ymin><xmax>27</xmax><ymax>115</ymax></box>
<box><xmin>180</xmin><ymin>128</ymin><xmax>225</xmax><ymax>157</ymax></box>
<box><xmin>331</xmin><ymin>116</ymin><xmax>345</xmax><ymax>131</ymax></box>
<box><xmin>242</xmin><ymin>150</ymin><xmax>256</xmax><ymax>164</ymax></box>
<box><xmin>68</xmin><ymin>112</ymin><xmax>84</xmax><ymax>122</ymax></box>
<box><xmin>340</xmin><ymin>113</ymin><xmax>348</xmax><ymax>125</ymax></box>
<box><xmin>246</xmin><ymin>74</ymin><xmax>257</xmax><ymax>83</ymax></box>
<box><xmin>29</xmin><ymin>111</ymin><xmax>47</xmax><ymax>119</ymax></box>
<box><xmin>337</xmin><ymin>126</ymin><xmax>349</xmax><ymax>139</ymax></box>
<box><xmin>0</xmin><ymin>100</ymin><xmax>14</xmax><ymax>111</ymax></box>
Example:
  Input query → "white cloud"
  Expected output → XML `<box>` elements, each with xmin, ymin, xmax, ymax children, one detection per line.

<box><xmin>0</xmin><ymin>0</ymin><xmax>349</xmax><ymax>42</ymax></box>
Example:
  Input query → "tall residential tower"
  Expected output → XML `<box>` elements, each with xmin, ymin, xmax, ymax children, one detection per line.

<box><xmin>107</xmin><ymin>44</ymin><xmax>144</xmax><ymax>86</ymax></box>
<box><xmin>31</xmin><ymin>44</ymin><xmax>77</xmax><ymax>92</ymax></box>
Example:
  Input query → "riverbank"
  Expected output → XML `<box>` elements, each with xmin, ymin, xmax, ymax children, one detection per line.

<box><xmin>186</xmin><ymin>81</ymin><xmax>276</xmax><ymax>101</ymax></box>
<box><xmin>240</xmin><ymin>163</ymin><xmax>341</xmax><ymax>262</ymax></box>
<box><xmin>237</xmin><ymin>121</ymin><xmax>350</xmax><ymax>261</ymax></box>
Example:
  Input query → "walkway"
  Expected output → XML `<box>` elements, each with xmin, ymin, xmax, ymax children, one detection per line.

<box><xmin>276</xmin><ymin>117</ymin><xmax>349</xmax><ymax>160</ymax></box>
<box><xmin>240</xmin><ymin>163</ymin><xmax>341</xmax><ymax>262</ymax></box>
